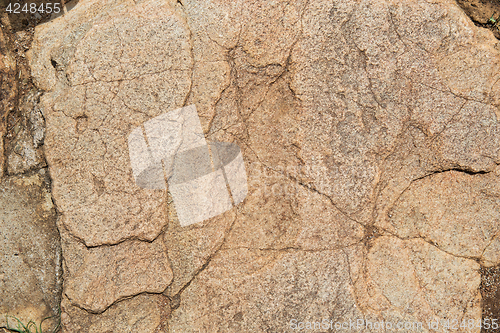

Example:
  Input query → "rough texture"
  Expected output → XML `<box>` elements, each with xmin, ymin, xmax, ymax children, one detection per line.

<box><xmin>455</xmin><ymin>0</ymin><xmax>500</xmax><ymax>40</ymax></box>
<box><xmin>6</xmin><ymin>88</ymin><xmax>47</xmax><ymax>174</ymax></box>
<box><xmin>387</xmin><ymin>169</ymin><xmax>500</xmax><ymax>266</ymax></box>
<box><xmin>169</xmin><ymin>247</ymin><xmax>363</xmax><ymax>332</ymax></box>
<box><xmin>1</xmin><ymin>5</ymin><xmax>51</xmax><ymax>179</ymax></box>
<box><xmin>0</xmin><ymin>21</ymin><xmax>16</xmax><ymax>179</ymax></box>
<box><xmin>26</xmin><ymin>0</ymin><xmax>500</xmax><ymax>331</ymax></box>
<box><xmin>481</xmin><ymin>264</ymin><xmax>500</xmax><ymax>330</ymax></box>
<box><xmin>30</xmin><ymin>0</ymin><xmax>192</xmax><ymax>247</ymax></box>
<box><xmin>0</xmin><ymin>171</ymin><xmax>61</xmax><ymax>332</ymax></box>
<box><xmin>59</xmin><ymin>293</ymin><xmax>170</xmax><ymax>333</ymax></box>
<box><xmin>60</xmin><ymin>226</ymin><xmax>173</xmax><ymax>313</ymax></box>
<box><xmin>362</xmin><ymin>237</ymin><xmax>481</xmax><ymax>328</ymax></box>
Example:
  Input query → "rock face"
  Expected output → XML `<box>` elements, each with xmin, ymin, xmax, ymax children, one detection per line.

<box><xmin>59</xmin><ymin>293</ymin><xmax>170</xmax><ymax>332</ymax></box>
<box><xmin>26</xmin><ymin>0</ymin><xmax>500</xmax><ymax>331</ymax></box>
<box><xmin>0</xmin><ymin>22</ymin><xmax>16</xmax><ymax>179</ymax></box>
<box><xmin>388</xmin><ymin>170</ymin><xmax>500</xmax><ymax>266</ymax></box>
<box><xmin>5</xmin><ymin>88</ymin><xmax>47</xmax><ymax>175</ymax></box>
<box><xmin>0</xmin><ymin>171</ymin><xmax>61</xmax><ymax>332</ymax></box>
<box><xmin>60</xmin><ymin>227</ymin><xmax>173</xmax><ymax>313</ymax></box>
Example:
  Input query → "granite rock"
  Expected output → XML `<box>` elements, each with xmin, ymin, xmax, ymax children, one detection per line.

<box><xmin>27</xmin><ymin>0</ymin><xmax>500</xmax><ymax>331</ymax></box>
<box><xmin>386</xmin><ymin>169</ymin><xmax>500</xmax><ymax>267</ymax></box>
<box><xmin>59</xmin><ymin>293</ymin><xmax>170</xmax><ymax>333</ymax></box>
<box><xmin>60</xmin><ymin>226</ymin><xmax>173</xmax><ymax>313</ymax></box>
<box><xmin>0</xmin><ymin>171</ymin><xmax>61</xmax><ymax>332</ymax></box>
<box><xmin>0</xmin><ymin>21</ymin><xmax>16</xmax><ymax>179</ymax></box>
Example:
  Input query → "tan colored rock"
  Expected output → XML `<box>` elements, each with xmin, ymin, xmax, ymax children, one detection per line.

<box><xmin>60</xmin><ymin>226</ymin><xmax>172</xmax><ymax>313</ymax></box>
<box><xmin>28</xmin><ymin>0</ymin><xmax>500</xmax><ymax>331</ymax></box>
<box><xmin>172</xmin><ymin>0</ymin><xmax>497</xmax><ymax>330</ymax></box>
<box><xmin>359</xmin><ymin>237</ymin><xmax>481</xmax><ymax>329</ymax></box>
<box><xmin>0</xmin><ymin>22</ymin><xmax>16</xmax><ymax>179</ymax></box>
<box><xmin>6</xmin><ymin>89</ymin><xmax>47</xmax><ymax>175</ymax></box>
<box><xmin>59</xmin><ymin>294</ymin><xmax>169</xmax><ymax>333</ymax></box>
<box><xmin>30</xmin><ymin>0</ymin><xmax>192</xmax><ymax>247</ymax></box>
<box><xmin>384</xmin><ymin>169</ymin><xmax>500</xmax><ymax>266</ymax></box>
<box><xmin>169</xmin><ymin>247</ymin><xmax>364</xmax><ymax>332</ymax></box>
<box><xmin>163</xmin><ymin>206</ymin><xmax>236</xmax><ymax>296</ymax></box>
<box><xmin>0</xmin><ymin>171</ymin><xmax>61</xmax><ymax>332</ymax></box>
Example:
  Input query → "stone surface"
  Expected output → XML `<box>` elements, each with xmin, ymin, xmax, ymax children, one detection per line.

<box><xmin>457</xmin><ymin>0</ymin><xmax>497</xmax><ymax>22</ymax></box>
<box><xmin>29</xmin><ymin>0</ymin><xmax>191</xmax><ymax>248</ymax></box>
<box><xmin>1</xmin><ymin>3</ymin><xmax>53</xmax><ymax>178</ymax></box>
<box><xmin>362</xmin><ymin>237</ymin><xmax>481</xmax><ymax>328</ymax></box>
<box><xmin>481</xmin><ymin>265</ymin><xmax>500</xmax><ymax>329</ymax></box>
<box><xmin>0</xmin><ymin>171</ymin><xmax>61</xmax><ymax>332</ymax></box>
<box><xmin>0</xmin><ymin>20</ymin><xmax>16</xmax><ymax>179</ymax></box>
<box><xmin>26</xmin><ymin>0</ymin><xmax>500</xmax><ymax>331</ymax></box>
<box><xmin>60</xmin><ymin>226</ymin><xmax>173</xmax><ymax>313</ymax></box>
<box><xmin>6</xmin><ymin>89</ymin><xmax>47</xmax><ymax>175</ymax></box>
<box><xmin>59</xmin><ymin>293</ymin><xmax>170</xmax><ymax>333</ymax></box>
<box><xmin>385</xmin><ymin>169</ymin><xmax>500</xmax><ymax>266</ymax></box>
<box><xmin>169</xmin><ymin>247</ymin><xmax>363</xmax><ymax>332</ymax></box>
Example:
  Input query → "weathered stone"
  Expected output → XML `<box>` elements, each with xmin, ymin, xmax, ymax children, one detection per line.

<box><xmin>360</xmin><ymin>237</ymin><xmax>481</xmax><ymax>328</ymax></box>
<box><xmin>455</xmin><ymin>0</ymin><xmax>500</xmax><ymax>29</ymax></box>
<box><xmin>59</xmin><ymin>293</ymin><xmax>169</xmax><ymax>333</ymax></box>
<box><xmin>6</xmin><ymin>89</ymin><xmax>47</xmax><ymax>175</ymax></box>
<box><xmin>27</xmin><ymin>0</ymin><xmax>500</xmax><ymax>331</ymax></box>
<box><xmin>60</xmin><ymin>226</ymin><xmax>172</xmax><ymax>313</ymax></box>
<box><xmin>384</xmin><ymin>169</ymin><xmax>500</xmax><ymax>266</ymax></box>
<box><xmin>0</xmin><ymin>20</ymin><xmax>16</xmax><ymax>179</ymax></box>
<box><xmin>0</xmin><ymin>171</ymin><xmax>61</xmax><ymax>332</ymax></box>
<box><xmin>172</xmin><ymin>0</ymin><xmax>497</xmax><ymax>329</ymax></box>
<box><xmin>481</xmin><ymin>265</ymin><xmax>500</xmax><ymax>328</ymax></box>
<box><xmin>169</xmin><ymin>247</ymin><xmax>364</xmax><ymax>332</ymax></box>
<box><xmin>6</xmin><ymin>127</ymin><xmax>45</xmax><ymax>174</ymax></box>
<box><xmin>163</xmin><ymin>205</ymin><xmax>236</xmax><ymax>297</ymax></box>
<box><xmin>31</xmin><ymin>0</ymin><xmax>192</xmax><ymax>247</ymax></box>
